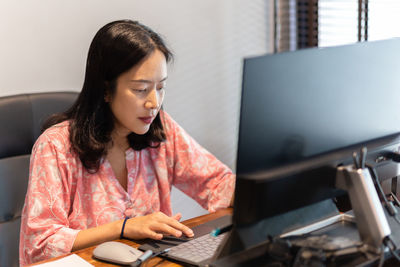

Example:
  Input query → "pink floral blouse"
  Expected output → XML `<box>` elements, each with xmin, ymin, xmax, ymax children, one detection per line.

<box><xmin>19</xmin><ymin>111</ymin><xmax>235</xmax><ymax>265</ymax></box>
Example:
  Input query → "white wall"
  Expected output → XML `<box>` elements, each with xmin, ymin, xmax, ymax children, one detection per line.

<box><xmin>0</xmin><ymin>0</ymin><xmax>273</xmax><ymax>220</ymax></box>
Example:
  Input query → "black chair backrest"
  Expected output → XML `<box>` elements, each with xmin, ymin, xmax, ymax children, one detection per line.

<box><xmin>0</xmin><ymin>91</ymin><xmax>78</xmax><ymax>267</ymax></box>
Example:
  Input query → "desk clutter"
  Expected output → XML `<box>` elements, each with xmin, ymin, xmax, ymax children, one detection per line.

<box><xmin>211</xmin><ymin>210</ymin><xmax>400</xmax><ymax>267</ymax></box>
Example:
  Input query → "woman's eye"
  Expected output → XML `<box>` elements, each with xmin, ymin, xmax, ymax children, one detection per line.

<box><xmin>132</xmin><ymin>88</ymin><xmax>147</xmax><ymax>92</ymax></box>
<box><xmin>157</xmin><ymin>83</ymin><xmax>166</xmax><ymax>91</ymax></box>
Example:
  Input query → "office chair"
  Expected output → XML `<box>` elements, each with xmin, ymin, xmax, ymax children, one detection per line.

<box><xmin>0</xmin><ymin>92</ymin><xmax>78</xmax><ymax>267</ymax></box>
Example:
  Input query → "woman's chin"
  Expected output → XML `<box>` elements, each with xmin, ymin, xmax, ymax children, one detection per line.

<box><xmin>131</xmin><ymin>127</ymin><xmax>150</xmax><ymax>135</ymax></box>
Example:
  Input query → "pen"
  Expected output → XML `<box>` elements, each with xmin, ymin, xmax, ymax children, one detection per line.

<box><xmin>210</xmin><ymin>224</ymin><xmax>233</xmax><ymax>237</ymax></box>
<box><xmin>130</xmin><ymin>248</ymin><xmax>171</xmax><ymax>267</ymax></box>
<box><xmin>130</xmin><ymin>250</ymin><xmax>153</xmax><ymax>267</ymax></box>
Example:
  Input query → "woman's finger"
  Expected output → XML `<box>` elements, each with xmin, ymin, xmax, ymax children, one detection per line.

<box><xmin>173</xmin><ymin>213</ymin><xmax>182</xmax><ymax>221</ymax></box>
<box><xmin>143</xmin><ymin>228</ymin><xmax>163</xmax><ymax>240</ymax></box>
<box><xmin>150</xmin><ymin>212</ymin><xmax>193</xmax><ymax>237</ymax></box>
<box><xmin>150</xmin><ymin>223</ymin><xmax>183</xmax><ymax>237</ymax></box>
<box><xmin>163</xmin><ymin>217</ymin><xmax>194</xmax><ymax>237</ymax></box>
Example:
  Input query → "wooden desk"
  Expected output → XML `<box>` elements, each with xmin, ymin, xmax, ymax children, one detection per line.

<box><xmin>31</xmin><ymin>208</ymin><xmax>232</xmax><ymax>266</ymax></box>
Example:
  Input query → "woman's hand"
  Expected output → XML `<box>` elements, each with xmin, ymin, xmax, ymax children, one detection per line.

<box><xmin>72</xmin><ymin>212</ymin><xmax>193</xmax><ymax>251</ymax></box>
<box><xmin>123</xmin><ymin>212</ymin><xmax>194</xmax><ymax>240</ymax></box>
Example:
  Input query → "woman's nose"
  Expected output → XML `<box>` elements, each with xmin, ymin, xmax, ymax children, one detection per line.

<box><xmin>144</xmin><ymin>89</ymin><xmax>159</xmax><ymax>109</ymax></box>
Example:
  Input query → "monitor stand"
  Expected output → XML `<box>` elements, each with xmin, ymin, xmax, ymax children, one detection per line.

<box><xmin>336</xmin><ymin>165</ymin><xmax>391</xmax><ymax>252</ymax></box>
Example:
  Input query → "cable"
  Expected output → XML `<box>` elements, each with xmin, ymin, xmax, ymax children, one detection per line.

<box><xmin>366</xmin><ymin>160</ymin><xmax>400</xmax><ymax>264</ymax></box>
<box><xmin>389</xmin><ymin>245</ymin><xmax>400</xmax><ymax>262</ymax></box>
<box><xmin>389</xmin><ymin>192</ymin><xmax>400</xmax><ymax>225</ymax></box>
<box><xmin>365</xmin><ymin>163</ymin><xmax>400</xmax><ymax>223</ymax></box>
<box><xmin>377</xmin><ymin>244</ymin><xmax>385</xmax><ymax>267</ymax></box>
<box><xmin>384</xmin><ymin>236</ymin><xmax>400</xmax><ymax>263</ymax></box>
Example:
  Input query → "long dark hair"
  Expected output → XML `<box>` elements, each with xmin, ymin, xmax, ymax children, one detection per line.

<box><xmin>43</xmin><ymin>20</ymin><xmax>173</xmax><ymax>172</ymax></box>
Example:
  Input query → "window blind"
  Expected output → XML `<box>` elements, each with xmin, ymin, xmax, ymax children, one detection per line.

<box><xmin>274</xmin><ymin>0</ymin><xmax>400</xmax><ymax>51</ymax></box>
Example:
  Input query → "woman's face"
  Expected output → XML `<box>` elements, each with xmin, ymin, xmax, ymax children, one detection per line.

<box><xmin>108</xmin><ymin>49</ymin><xmax>167</xmax><ymax>137</ymax></box>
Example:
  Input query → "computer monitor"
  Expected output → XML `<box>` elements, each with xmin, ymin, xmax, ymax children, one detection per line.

<box><xmin>233</xmin><ymin>38</ymin><xmax>400</xmax><ymax>229</ymax></box>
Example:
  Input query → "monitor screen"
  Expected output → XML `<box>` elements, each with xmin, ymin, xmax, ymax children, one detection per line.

<box><xmin>237</xmin><ymin>39</ymin><xmax>400</xmax><ymax>175</ymax></box>
<box><xmin>234</xmin><ymin>39</ymin><xmax>400</xmax><ymax>226</ymax></box>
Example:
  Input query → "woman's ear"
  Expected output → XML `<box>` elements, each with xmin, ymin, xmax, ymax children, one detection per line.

<box><xmin>104</xmin><ymin>87</ymin><xmax>111</xmax><ymax>102</ymax></box>
<box><xmin>104</xmin><ymin>93</ymin><xmax>111</xmax><ymax>103</ymax></box>
<box><xmin>104</xmin><ymin>81</ymin><xmax>114</xmax><ymax>103</ymax></box>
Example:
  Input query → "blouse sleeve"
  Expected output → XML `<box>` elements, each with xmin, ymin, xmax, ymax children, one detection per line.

<box><xmin>163</xmin><ymin>112</ymin><xmax>235</xmax><ymax>212</ymax></box>
<box><xmin>19</xmin><ymin>133</ymin><xmax>79</xmax><ymax>265</ymax></box>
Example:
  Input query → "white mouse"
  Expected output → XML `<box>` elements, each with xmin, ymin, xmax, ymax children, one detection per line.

<box><xmin>93</xmin><ymin>241</ymin><xmax>144</xmax><ymax>265</ymax></box>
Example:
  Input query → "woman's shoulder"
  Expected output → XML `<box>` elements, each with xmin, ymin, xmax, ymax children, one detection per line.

<box><xmin>159</xmin><ymin>110</ymin><xmax>192</xmax><ymax>144</ymax></box>
<box><xmin>41</xmin><ymin>120</ymin><xmax>70</xmax><ymax>138</ymax></box>
<box><xmin>34</xmin><ymin>120</ymin><xmax>71</xmax><ymax>151</ymax></box>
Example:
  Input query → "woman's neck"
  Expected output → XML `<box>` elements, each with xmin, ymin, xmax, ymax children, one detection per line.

<box><xmin>110</xmin><ymin>129</ymin><xmax>130</xmax><ymax>152</ymax></box>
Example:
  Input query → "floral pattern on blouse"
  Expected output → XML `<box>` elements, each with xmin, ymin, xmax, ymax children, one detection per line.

<box><xmin>19</xmin><ymin>111</ymin><xmax>235</xmax><ymax>265</ymax></box>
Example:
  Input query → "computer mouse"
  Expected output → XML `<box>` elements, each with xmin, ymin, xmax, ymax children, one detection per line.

<box><xmin>93</xmin><ymin>241</ymin><xmax>144</xmax><ymax>265</ymax></box>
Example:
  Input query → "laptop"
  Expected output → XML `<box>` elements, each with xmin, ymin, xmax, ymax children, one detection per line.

<box><xmin>138</xmin><ymin>214</ymin><xmax>232</xmax><ymax>266</ymax></box>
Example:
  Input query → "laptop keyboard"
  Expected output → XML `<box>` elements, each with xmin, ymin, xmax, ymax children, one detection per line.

<box><xmin>166</xmin><ymin>232</ymin><xmax>227</xmax><ymax>265</ymax></box>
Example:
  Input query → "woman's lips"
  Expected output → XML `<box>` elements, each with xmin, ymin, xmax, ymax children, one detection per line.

<box><xmin>139</xmin><ymin>117</ymin><xmax>154</xmax><ymax>124</ymax></box>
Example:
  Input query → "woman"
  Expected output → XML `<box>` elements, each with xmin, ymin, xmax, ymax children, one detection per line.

<box><xmin>19</xmin><ymin>20</ymin><xmax>234</xmax><ymax>265</ymax></box>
